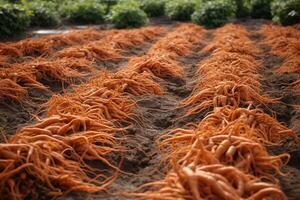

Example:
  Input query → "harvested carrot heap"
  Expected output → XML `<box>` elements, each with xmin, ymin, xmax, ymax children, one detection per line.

<box><xmin>124</xmin><ymin>54</ymin><xmax>184</xmax><ymax>79</ymax></box>
<box><xmin>134</xmin><ymin>164</ymin><xmax>287</xmax><ymax>200</ymax></box>
<box><xmin>0</xmin><ymin>115</ymin><xmax>121</xmax><ymax>199</ymax></box>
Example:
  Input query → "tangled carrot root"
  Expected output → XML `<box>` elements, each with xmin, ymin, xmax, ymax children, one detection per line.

<box><xmin>106</xmin><ymin>26</ymin><xmax>166</xmax><ymax>49</ymax></box>
<box><xmin>170</xmin><ymin>23</ymin><xmax>205</xmax><ymax>44</ymax></box>
<box><xmin>214</xmin><ymin>24</ymin><xmax>250</xmax><ymax>37</ymax></box>
<box><xmin>14</xmin><ymin>38</ymin><xmax>53</xmax><ymax>57</ymax></box>
<box><xmin>56</xmin><ymin>44</ymin><xmax>123</xmax><ymax>61</ymax></box>
<box><xmin>13</xmin><ymin>114</ymin><xmax>117</xmax><ymax>138</ymax></box>
<box><xmin>0</xmin><ymin>63</ymin><xmax>46</xmax><ymax>90</ymax></box>
<box><xmin>0</xmin><ymin>26</ymin><xmax>165</xmax><ymax>64</ymax></box>
<box><xmin>276</xmin><ymin>55</ymin><xmax>300</xmax><ymax>74</ymax></box>
<box><xmin>0</xmin><ymin>57</ymin><xmax>94</xmax><ymax>103</ymax></box>
<box><xmin>291</xmin><ymin>79</ymin><xmax>300</xmax><ymax>91</ymax></box>
<box><xmin>132</xmin><ymin>23</ymin><xmax>293</xmax><ymax>200</ymax></box>
<box><xmin>47</xmin><ymin>89</ymin><xmax>136</xmax><ymax>122</ymax></box>
<box><xmin>0</xmin><ymin>43</ymin><xmax>23</xmax><ymax>57</ymax></box>
<box><xmin>261</xmin><ymin>24</ymin><xmax>300</xmax><ymax>40</ymax></box>
<box><xmin>160</xmin><ymin>134</ymin><xmax>290</xmax><ymax>181</ymax></box>
<box><xmin>149</xmin><ymin>38</ymin><xmax>192</xmax><ymax>57</ymax></box>
<box><xmin>0</xmin><ymin>29</ymin><xmax>117</xmax><ymax>59</ymax></box>
<box><xmin>269</xmin><ymin>37</ymin><xmax>300</xmax><ymax>59</ymax></box>
<box><xmin>203</xmin><ymin>38</ymin><xmax>259</xmax><ymax>56</ymax></box>
<box><xmin>1</xmin><ymin>114</ymin><xmax>121</xmax><ymax>199</ymax></box>
<box><xmin>160</xmin><ymin>106</ymin><xmax>296</xmax><ymax>157</ymax></box>
<box><xmin>56</xmin><ymin>26</ymin><xmax>167</xmax><ymax>61</ymax></box>
<box><xmin>199</xmin><ymin>107</ymin><xmax>296</xmax><ymax>144</ymax></box>
<box><xmin>0</xmin><ymin>79</ymin><xmax>27</xmax><ymax>102</ymax></box>
<box><xmin>261</xmin><ymin>24</ymin><xmax>300</xmax><ymax>59</ymax></box>
<box><xmin>29</xmin><ymin>58</ymin><xmax>91</xmax><ymax>82</ymax></box>
<box><xmin>133</xmin><ymin>163</ymin><xmax>287</xmax><ymax>200</ymax></box>
<box><xmin>149</xmin><ymin>23</ymin><xmax>205</xmax><ymax>58</ymax></box>
<box><xmin>137</xmin><ymin>26</ymin><xmax>167</xmax><ymax>40</ymax></box>
<box><xmin>178</xmin><ymin>24</ymin><xmax>270</xmax><ymax>117</ymax></box>
<box><xmin>116</xmin><ymin>23</ymin><xmax>204</xmax><ymax>86</ymax></box>
<box><xmin>201</xmin><ymin>24</ymin><xmax>259</xmax><ymax>56</ymax></box>
<box><xmin>180</xmin><ymin>81</ymin><xmax>278</xmax><ymax>116</ymax></box>
<box><xmin>124</xmin><ymin>54</ymin><xmax>184</xmax><ymax>79</ymax></box>
<box><xmin>0</xmin><ymin>55</ymin><xmax>10</xmax><ymax>67</ymax></box>
<box><xmin>194</xmin><ymin>51</ymin><xmax>262</xmax><ymax>91</ymax></box>
<box><xmin>197</xmin><ymin>51</ymin><xmax>261</xmax><ymax>75</ymax></box>
<box><xmin>90</xmin><ymin>71</ymin><xmax>163</xmax><ymax>96</ymax></box>
<box><xmin>261</xmin><ymin>24</ymin><xmax>300</xmax><ymax>95</ymax></box>
<box><xmin>0</xmin><ymin>25</ymin><xmax>174</xmax><ymax>200</ymax></box>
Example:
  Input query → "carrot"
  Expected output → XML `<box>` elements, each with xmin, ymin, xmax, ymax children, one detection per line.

<box><xmin>248</xmin><ymin>188</ymin><xmax>288</xmax><ymax>200</ymax></box>
<box><xmin>214</xmin><ymin>139</ymin><xmax>231</xmax><ymax>160</ymax></box>
<box><xmin>0</xmin><ymin>79</ymin><xmax>27</xmax><ymax>102</ymax></box>
<box><xmin>133</xmin><ymin>163</ymin><xmax>287</xmax><ymax>200</ymax></box>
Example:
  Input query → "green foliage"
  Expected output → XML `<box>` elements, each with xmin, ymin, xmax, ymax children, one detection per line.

<box><xmin>165</xmin><ymin>0</ymin><xmax>195</xmax><ymax>21</ymax></box>
<box><xmin>27</xmin><ymin>1</ymin><xmax>60</xmax><ymax>27</ymax></box>
<box><xmin>61</xmin><ymin>0</ymin><xmax>106</xmax><ymax>24</ymax></box>
<box><xmin>272</xmin><ymin>0</ymin><xmax>300</xmax><ymax>25</ymax></box>
<box><xmin>0</xmin><ymin>0</ymin><xmax>21</xmax><ymax>3</ymax></box>
<box><xmin>109</xmin><ymin>1</ymin><xmax>149</xmax><ymax>28</ymax></box>
<box><xmin>234</xmin><ymin>0</ymin><xmax>251</xmax><ymax>18</ymax></box>
<box><xmin>192</xmin><ymin>0</ymin><xmax>235</xmax><ymax>28</ymax></box>
<box><xmin>250</xmin><ymin>0</ymin><xmax>272</xmax><ymax>19</ymax></box>
<box><xmin>0</xmin><ymin>3</ymin><xmax>30</xmax><ymax>37</ymax></box>
<box><xmin>140</xmin><ymin>0</ymin><xmax>165</xmax><ymax>17</ymax></box>
<box><xmin>100</xmin><ymin>0</ymin><xmax>119</xmax><ymax>14</ymax></box>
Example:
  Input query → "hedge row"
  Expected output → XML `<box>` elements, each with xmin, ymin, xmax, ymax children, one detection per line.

<box><xmin>1</xmin><ymin>0</ymin><xmax>300</xmax><ymax>38</ymax></box>
<box><xmin>0</xmin><ymin>0</ymin><xmax>148</xmax><ymax>37</ymax></box>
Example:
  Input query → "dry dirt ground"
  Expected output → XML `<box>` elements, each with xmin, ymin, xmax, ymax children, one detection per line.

<box><xmin>1</xmin><ymin>19</ymin><xmax>300</xmax><ymax>200</ymax></box>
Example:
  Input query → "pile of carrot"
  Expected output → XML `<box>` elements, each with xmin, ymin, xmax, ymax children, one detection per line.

<box><xmin>0</xmin><ymin>57</ymin><xmax>95</xmax><ymax>102</ymax></box>
<box><xmin>135</xmin><ymin>24</ymin><xmax>296</xmax><ymax>200</ymax></box>
<box><xmin>261</xmin><ymin>24</ymin><xmax>300</xmax><ymax>91</ymax></box>
<box><xmin>0</xmin><ymin>79</ymin><xmax>27</xmax><ymax>102</ymax></box>
<box><xmin>0</xmin><ymin>67</ymin><xmax>165</xmax><ymax>199</ymax></box>
<box><xmin>1</xmin><ymin>22</ymin><xmax>298</xmax><ymax>200</ymax></box>
<box><xmin>0</xmin><ymin>26</ymin><xmax>166</xmax><ymax>103</ymax></box>
<box><xmin>56</xmin><ymin>26</ymin><xmax>166</xmax><ymax>62</ymax></box>
<box><xmin>0</xmin><ymin>23</ymin><xmax>206</xmax><ymax>199</ymax></box>
<box><xmin>122</xmin><ymin>23</ymin><xmax>205</xmax><ymax>79</ymax></box>
<box><xmin>0</xmin><ymin>27</ymin><xmax>167</xmax><ymax>199</ymax></box>
<box><xmin>0</xmin><ymin>29</ymin><xmax>115</xmax><ymax>64</ymax></box>
<box><xmin>180</xmin><ymin>24</ymin><xmax>277</xmax><ymax>117</ymax></box>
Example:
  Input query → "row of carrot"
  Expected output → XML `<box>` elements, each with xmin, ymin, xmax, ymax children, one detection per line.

<box><xmin>0</xmin><ymin>26</ymin><xmax>166</xmax><ymax>103</ymax></box>
<box><xmin>0</xmin><ymin>28</ymin><xmax>117</xmax><ymax>63</ymax></box>
<box><xmin>136</xmin><ymin>24</ymin><xmax>297</xmax><ymax>199</ymax></box>
<box><xmin>261</xmin><ymin>24</ymin><xmax>300</xmax><ymax>91</ymax></box>
<box><xmin>0</xmin><ymin>23</ymin><xmax>205</xmax><ymax>199</ymax></box>
<box><xmin>56</xmin><ymin>26</ymin><xmax>166</xmax><ymax>62</ymax></box>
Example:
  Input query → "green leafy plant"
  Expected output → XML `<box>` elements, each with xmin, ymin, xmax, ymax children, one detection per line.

<box><xmin>272</xmin><ymin>0</ymin><xmax>300</xmax><ymax>25</ymax></box>
<box><xmin>27</xmin><ymin>1</ymin><xmax>60</xmax><ymax>27</ymax></box>
<box><xmin>0</xmin><ymin>3</ymin><xmax>30</xmax><ymax>37</ymax></box>
<box><xmin>61</xmin><ymin>0</ymin><xmax>105</xmax><ymax>24</ymax></box>
<box><xmin>250</xmin><ymin>0</ymin><xmax>272</xmax><ymax>19</ymax></box>
<box><xmin>0</xmin><ymin>0</ymin><xmax>21</xmax><ymax>3</ymax></box>
<box><xmin>165</xmin><ymin>0</ymin><xmax>195</xmax><ymax>21</ymax></box>
<box><xmin>140</xmin><ymin>0</ymin><xmax>165</xmax><ymax>17</ymax></box>
<box><xmin>234</xmin><ymin>0</ymin><xmax>251</xmax><ymax>18</ymax></box>
<box><xmin>109</xmin><ymin>1</ymin><xmax>149</xmax><ymax>28</ymax></box>
<box><xmin>192</xmin><ymin>0</ymin><xmax>235</xmax><ymax>28</ymax></box>
<box><xmin>100</xmin><ymin>0</ymin><xmax>119</xmax><ymax>14</ymax></box>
